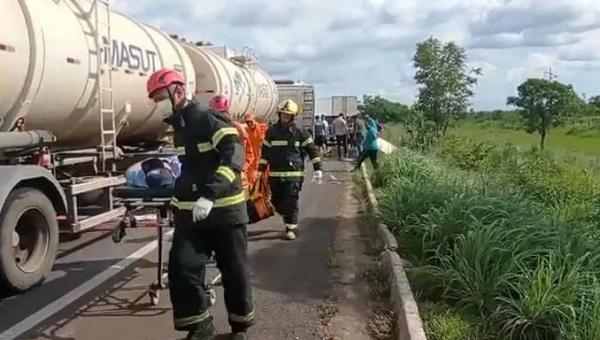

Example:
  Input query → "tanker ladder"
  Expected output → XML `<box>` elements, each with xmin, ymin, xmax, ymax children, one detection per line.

<box><xmin>94</xmin><ymin>0</ymin><xmax>118</xmax><ymax>173</ymax></box>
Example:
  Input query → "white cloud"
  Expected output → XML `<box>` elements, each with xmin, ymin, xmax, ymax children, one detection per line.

<box><xmin>113</xmin><ymin>0</ymin><xmax>600</xmax><ymax>111</ymax></box>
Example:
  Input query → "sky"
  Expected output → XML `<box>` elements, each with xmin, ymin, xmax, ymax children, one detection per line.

<box><xmin>113</xmin><ymin>0</ymin><xmax>600</xmax><ymax>113</ymax></box>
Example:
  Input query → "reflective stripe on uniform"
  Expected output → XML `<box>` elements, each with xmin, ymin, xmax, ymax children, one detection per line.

<box><xmin>270</xmin><ymin>140</ymin><xmax>300</xmax><ymax>147</ymax></box>
<box><xmin>197</xmin><ymin>142</ymin><xmax>213</xmax><ymax>153</ymax></box>
<box><xmin>171</xmin><ymin>198</ymin><xmax>193</xmax><ymax>210</ymax></box>
<box><xmin>171</xmin><ymin>191</ymin><xmax>246</xmax><ymax>210</ymax></box>
<box><xmin>216</xmin><ymin>165</ymin><xmax>236</xmax><ymax>183</ymax></box>
<box><xmin>176</xmin><ymin>146</ymin><xmax>185</xmax><ymax>155</ymax></box>
<box><xmin>269</xmin><ymin>171</ymin><xmax>304</xmax><ymax>178</ymax></box>
<box><xmin>262</xmin><ymin>140</ymin><xmax>271</xmax><ymax>147</ymax></box>
<box><xmin>259</xmin><ymin>159</ymin><xmax>268</xmax><ymax>165</ymax></box>
<box><xmin>212</xmin><ymin>127</ymin><xmax>238</xmax><ymax>147</ymax></box>
<box><xmin>174</xmin><ymin>311</ymin><xmax>210</xmax><ymax>328</ymax></box>
<box><xmin>229</xmin><ymin>309</ymin><xmax>255</xmax><ymax>323</ymax></box>
<box><xmin>311</xmin><ymin>157</ymin><xmax>321</xmax><ymax>163</ymax></box>
<box><xmin>301</xmin><ymin>137</ymin><xmax>314</xmax><ymax>147</ymax></box>
<box><xmin>213</xmin><ymin>191</ymin><xmax>246</xmax><ymax>208</ymax></box>
<box><xmin>285</xmin><ymin>224</ymin><xmax>298</xmax><ymax>230</ymax></box>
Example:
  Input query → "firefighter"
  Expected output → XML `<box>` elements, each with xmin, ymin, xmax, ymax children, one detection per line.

<box><xmin>258</xmin><ymin>99</ymin><xmax>323</xmax><ymax>240</ymax></box>
<box><xmin>146</xmin><ymin>69</ymin><xmax>254</xmax><ymax>340</ymax></box>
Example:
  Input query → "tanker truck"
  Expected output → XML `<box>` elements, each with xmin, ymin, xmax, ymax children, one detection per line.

<box><xmin>0</xmin><ymin>0</ymin><xmax>278</xmax><ymax>292</ymax></box>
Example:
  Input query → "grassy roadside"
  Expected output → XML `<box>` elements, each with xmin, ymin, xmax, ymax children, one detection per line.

<box><xmin>367</xmin><ymin>145</ymin><xmax>600</xmax><ymax>339</ymax></box>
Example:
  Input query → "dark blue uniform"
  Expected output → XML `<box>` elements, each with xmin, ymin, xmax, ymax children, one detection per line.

<box><xmin>258</xmin><ymin>121</ymin><xmax>322</xmax><ymax>234</ymax></box>
<box><xmin>167</xmin><ymin>100</ymin><xmax>254</xmax><ymax>334</ymax></box>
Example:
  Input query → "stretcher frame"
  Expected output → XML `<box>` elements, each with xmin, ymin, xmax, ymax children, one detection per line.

<box><xmin>112</xmin><ymin>188</ymin><xmax>221</xmax><ymax>306</ymax></box>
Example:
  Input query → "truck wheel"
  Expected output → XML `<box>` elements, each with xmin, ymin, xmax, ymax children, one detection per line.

<box><xmin>0</xmin><ymin>188</ymin><xmax>59</xmax><ymax>292</ymax></box>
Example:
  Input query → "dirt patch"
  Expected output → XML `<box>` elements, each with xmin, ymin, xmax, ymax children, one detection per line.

<box><xmin>363</xmin><ymin>256</ymin><xmax>394</xmax><ymax>340</ymax></box>
<box><xmin>320</xmin><ymin>293</ymin><xmax>339</xmax><ymax>328</ymax></box>
<box><xmin>355</xmin><ymin>175</ymin><xmax>394</xmax><ymax>340</ymax></box>
<box><xmin>319</xmin><ymin>178</ymin><xmax>394</xmax><ymax>340</ymax></box>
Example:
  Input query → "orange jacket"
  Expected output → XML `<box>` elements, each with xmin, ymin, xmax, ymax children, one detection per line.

<box><xmin>233</xmin><ymin>122</ymin><xmax>253</xmax><ymax>192</ymax></box>
<box><xmin>245</xmin><ymin>119</ymin><xmax>268</xmax><ymax>162</ymax></box>
<box><xmin>244</xmin><ymin>118</ymin><xmax>268</xmax><ymax>189</ymax></box>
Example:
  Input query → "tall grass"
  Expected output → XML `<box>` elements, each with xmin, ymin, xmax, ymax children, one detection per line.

<box><xmin>372</xmin><ymin>146</ymin><xmax>600</xmax><ymax>339</ymax></box>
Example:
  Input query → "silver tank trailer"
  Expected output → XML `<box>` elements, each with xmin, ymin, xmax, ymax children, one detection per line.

<box><xmin>181</xmin><ymin>43</ymin><xmax>279</xmax><ymax>123</ymax></box>
<box><xmin>0</xmin><ymin>0</ymin><xmax>279</xmax><ymax>148</ymax></box>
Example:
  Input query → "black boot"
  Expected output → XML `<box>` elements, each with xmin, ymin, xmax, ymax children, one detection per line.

<box><xmin>230</xmin><ymin>331</ymin><xmax>248</xmax><ymax>340</ymax></box>
<box><xmin>230</xmin><ymin>321</ymin><xmax>250</xmax><ymax>340</ymax></box>
<box><xmin>185</xmin><ymin>317</ymin><xmax>216</xmax><ymax>340</ymax></box>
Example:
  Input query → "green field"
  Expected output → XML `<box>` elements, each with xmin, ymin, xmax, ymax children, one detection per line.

<box><xmin>452</xmin><ymin>121</ymin><xmax>600</xmax><ymax>157</ymax></box>
<box><xmin>384</xmin><ymin>121</ymin><xmax>600</xmax><ymax>169</ymax></box>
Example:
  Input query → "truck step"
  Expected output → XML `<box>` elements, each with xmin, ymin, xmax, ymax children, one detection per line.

<box><xmin>73</xmin><ymin>207</ymin><xmax>127</xmax><ymax>233</ymax></box>
<box><xmin>66</xmin><ymin>176</ymin><xmax>126</xmax><ymax>195</ymax></box>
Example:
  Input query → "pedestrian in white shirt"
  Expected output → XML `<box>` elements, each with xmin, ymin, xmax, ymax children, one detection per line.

<box><xmin>321</xmin><ymin>115</ymin><xmax>330</xmax><ymax>155</ymax></box>
<box><xmin>332</xmin><ymin>113</ymin><xmax>348</xmax><ymax>159</ymax></box>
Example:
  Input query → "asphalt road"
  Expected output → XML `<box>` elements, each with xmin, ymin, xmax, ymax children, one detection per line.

<box><xmin>0</xmin><ymin>160</ymin><xmax>352</xmax><ymax>340</ymax></box>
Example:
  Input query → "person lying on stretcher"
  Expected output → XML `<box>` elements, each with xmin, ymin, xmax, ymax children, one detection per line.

<box><xmin>124</xmin><ymin>155</ymin><xmax>181</xmax><ymax>189</ymax></box>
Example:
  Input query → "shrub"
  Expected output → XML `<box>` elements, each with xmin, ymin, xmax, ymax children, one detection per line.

<box><xmin>421</xmin><ymin>303</ymin><xmax>482</xmax><ymax>340</ymax></box>
<box><xmin>370</xmin><ymin>146</ymin><xmax>600</xmax><ymax>339</ymax></box>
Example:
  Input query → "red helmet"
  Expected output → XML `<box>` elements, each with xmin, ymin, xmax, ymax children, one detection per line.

<box><xmin>146</xmin><ymin>69</ymin><xmax>185</xmax><ymax>99</ymax></box>
<box><xmin>209</xmin><ymin>95</ymin><xmax>229</xmax><ymax>113</ymax></box>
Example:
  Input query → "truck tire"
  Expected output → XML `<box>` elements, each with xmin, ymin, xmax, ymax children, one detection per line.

<box><xmin>0</xmin><ymin>188</ymin><xmax>59</xmax><ymax>292</ymax></box>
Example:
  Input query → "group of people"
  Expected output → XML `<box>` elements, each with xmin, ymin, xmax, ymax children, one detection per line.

<box><xmin>313</xmin><ymin>113</ymin><xmax>380</xmax><ymax>171</ymax></box>
<box><xmin>138</xmin><ymin>68</ymin><xmax>323</xmax><ymax>340</ymax></box>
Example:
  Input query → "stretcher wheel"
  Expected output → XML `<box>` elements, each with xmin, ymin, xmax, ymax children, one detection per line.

<box><xmin>161</xmin><ymin>271</ymin><xmax>169</xmax><ymax>287</ymax></box>
<box><xmin>112</xmin><ymin>221</ymin><xmax>126</xmax><ymax>243</ymax></box>
<box><xmin>205</xmin><ymin>288</ymin><xmax>217</xmax><ymax>307</ymax></box>
<box><xmin>149</xmin><ymin>289</ymin><xmax>160</xmax><ymax>306</ymax></box>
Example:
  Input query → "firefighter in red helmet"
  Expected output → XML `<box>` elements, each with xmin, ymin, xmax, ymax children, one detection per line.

<box><xmin>147</xmin><ymin>69</ymin><xmax>254</xmax><ymax>340</ymax></box>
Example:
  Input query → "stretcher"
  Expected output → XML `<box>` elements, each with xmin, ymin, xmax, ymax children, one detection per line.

<box><xmin>112</xmin><ymin>186</ymin><xmax>221</xmax><ymax>306</ymax></box>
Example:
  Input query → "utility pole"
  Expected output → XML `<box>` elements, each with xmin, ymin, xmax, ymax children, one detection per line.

<box><xmin>544</xmin><ymin>67</ymin><xmax>557</xmax><ymax>81</ymax></box>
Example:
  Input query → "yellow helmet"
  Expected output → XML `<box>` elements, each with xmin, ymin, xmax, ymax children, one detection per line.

<box><xmin>277</xmin><ymin>99</ymin><xmax>299</xmax><ymax>116</ymax></box>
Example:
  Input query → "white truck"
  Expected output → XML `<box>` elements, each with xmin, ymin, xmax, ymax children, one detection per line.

<box><xmin>0</xmin><ymin>0</ymin><xmax>278</xmax><ymax>292</ymax></box>
<box><xmin>331</xmin><ymin>96</ymin><xmax>359</xmax><ymax>117</ymax></box>
<box><xmin>274</xmin><ymin>80</ymin><xmax>316</xmax><ymax>133</ymax></box>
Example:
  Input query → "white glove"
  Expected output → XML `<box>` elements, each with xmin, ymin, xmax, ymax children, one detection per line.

<box><xmin>192</xmin><ymin>197</ymin><xmax>214</xmax><ymax>222</ymax></box>
<box><xmin>312</xmin><ymin>170</ymin><xmax>323</xmax><ymax>184</ymax></box>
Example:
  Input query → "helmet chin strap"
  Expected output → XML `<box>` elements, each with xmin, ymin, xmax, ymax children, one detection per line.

<box><xmin>164</xmin><ymin>85</ymin><xmax>187</xmax><ymax>127</ymax></box>
<box><xmin>167</xmin><ymin>86</ymin><xmax>176</xmax><ymax>109</ymax></box>
<box><xmin>277</xmin><ymin>112</ymin><xmax>294</xmax><ymax>127</ymax></box>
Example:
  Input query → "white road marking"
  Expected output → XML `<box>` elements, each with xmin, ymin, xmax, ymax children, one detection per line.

<box><xmin>0</xmin><ymin>229</ymin><xmax>174</xmax><ymax>340</ymax></box>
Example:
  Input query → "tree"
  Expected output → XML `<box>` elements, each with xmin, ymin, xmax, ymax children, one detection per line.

<box><xmin>413</xmin><ymin>37</ymin><xmax>481</xmax><ymax>136</ymax></box>
<box><xmin>507</xmin><ymin>79</ymin><xmax>582</xmax><ymax>150</ymax></box>
<box><xmin>358</xmin><ymin>95</ymin><xmax>414</xmax><ymax>124</ymax></box>
<box><xmin>589</xmin><ymin>95</ymin><xmax>600</xmax><ymax>109</ymax></box>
